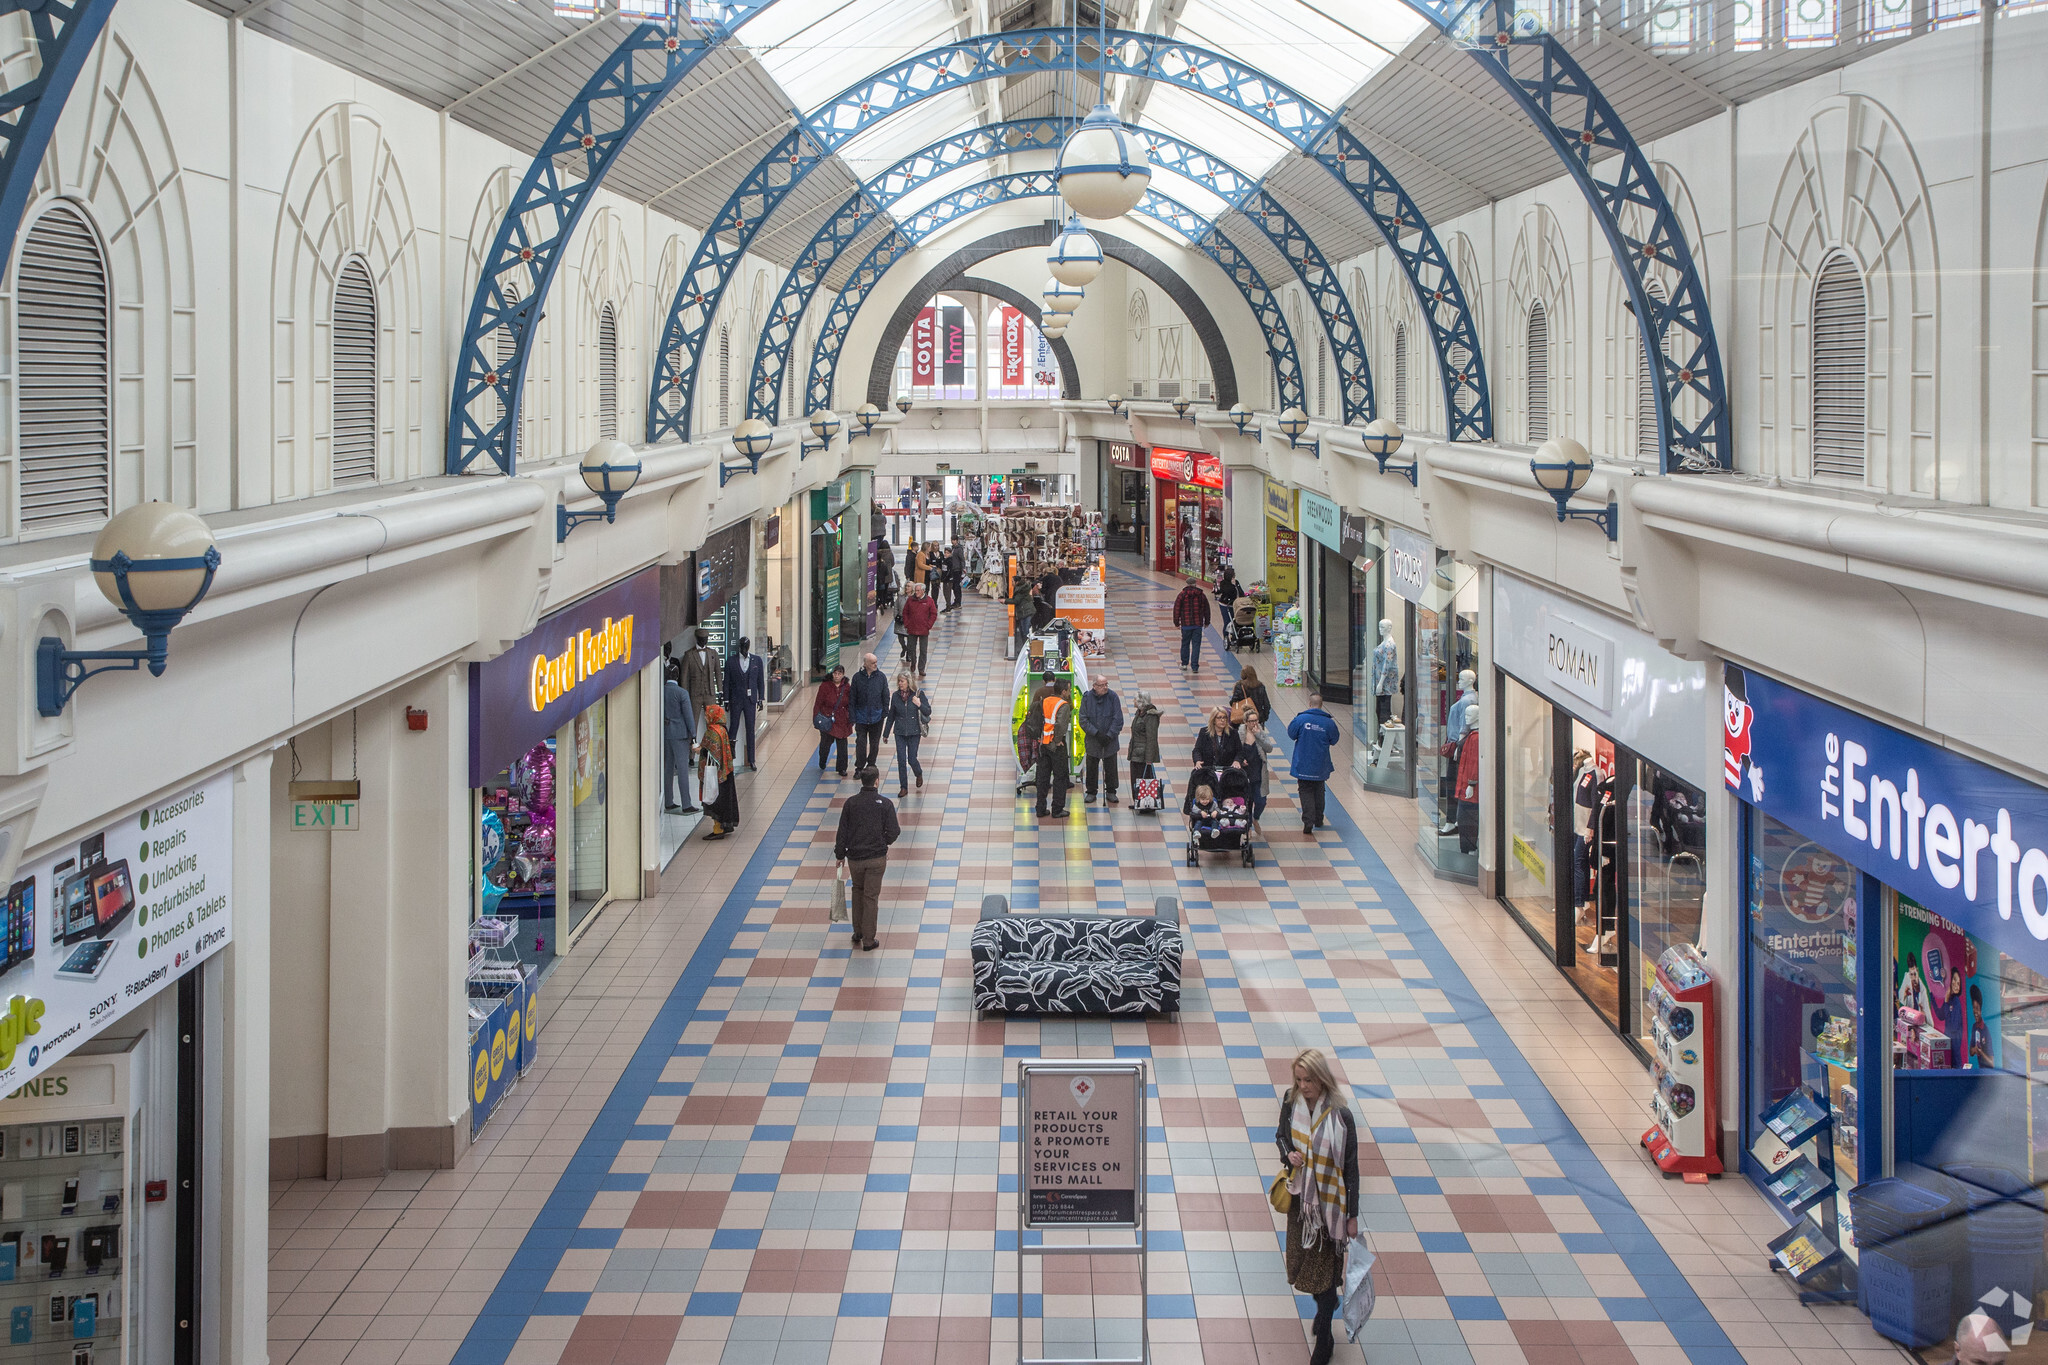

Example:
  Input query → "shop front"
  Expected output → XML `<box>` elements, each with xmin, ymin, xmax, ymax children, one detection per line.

<box><xmin>470</xmin><ymin>566</ymin><xmax>657</xmax><ymax>981</ymax></box>
<box><xmin>1492</xmin><ymin>574</ymin><xmax>1712</xmax><ymax>1038</ymax></box>
<box><xmin>1297</xmin><ymin>490</ymin><xmax>1360</xmax><ymax>705</ymax></box>
<box><xmin>1732</xmin><ymin>663</ymin><xmax>2048</xmax><ymax>1332</ymax></box>
<box><xmin>810</xmin><ymin>477</ymin><xmax>852</xmax><ymax>678</ymax></box>
<box><xmin>694</xmin><ymin>518</ymin><xmax>752</xmax><ymax>663</ymax></box>
<box><xmin>1100</xmin><ymin>441</ymin><xmax>1147</xmax><ymax>554</ymax></box>
<box><xmin>1149</xmin><ymin>446</ymin><xmax>1223</xmax><ymax>578</ymax></box>
<box><xmin>755</xmin><ymin>505</ymin><xmax>800</xmax><ymax>704</ymax></box>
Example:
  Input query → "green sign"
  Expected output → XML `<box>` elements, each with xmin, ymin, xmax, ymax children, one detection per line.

<box><xmin>823</xmin><ymin>564</ymin><xmax>841</xmax><ymax>653</ymax></box>
<box><xmin>1297</xmin><ymin>489</ymin><xmax>1344</xmax><ymax>553</ymax></box>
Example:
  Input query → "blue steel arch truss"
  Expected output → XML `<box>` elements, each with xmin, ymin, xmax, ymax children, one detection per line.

<box><xmin>0</xmin><ymin>0</ymin><xmax>121</xmax><ymax>285</ymax></box>
<box><xmin>1460</xmin><ymin>11</ymin><xmax>1728</xmax><ymax>471</ymax></box>
<box><xmin>789</xmin><ymin>175</ymin><xmax>1300</xmax><ymax>454</ymax></box>
<box><xmin>442</xmin><ymin>4</ymin><xmax>775</xmax><ymax>476</ymax></box>
<box><xmin>745</xmin><ymin>116</ymin><xmax>1370</xmax><ymax>428</ymax></box>
<box><xmin>653</xmin><ymin>28</ymin><xmax>1463</xmax><ymax>446</ymax></box>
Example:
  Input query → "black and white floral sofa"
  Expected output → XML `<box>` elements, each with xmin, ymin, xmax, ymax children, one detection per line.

<box><xmin>970</xmin><ymin>894</ymin><xmax>1182</xmax><ymax>1017</ymax></box>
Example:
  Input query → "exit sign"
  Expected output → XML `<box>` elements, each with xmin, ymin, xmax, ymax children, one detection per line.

<box><xmin>292</xmin><ymin>800</ymin><xmax>359</xmax><ymax>833</ymax></box>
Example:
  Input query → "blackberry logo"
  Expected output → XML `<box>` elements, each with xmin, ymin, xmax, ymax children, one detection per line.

<box><xmin>1956</xmin><ymin>1287</ymin><xmax>2034</xmax><ymax>1363</ymax></box>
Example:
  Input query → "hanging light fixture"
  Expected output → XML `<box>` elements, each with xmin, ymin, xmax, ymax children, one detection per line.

<box><xmin>1043</xmin><ymin>276</ymin><xmax>1086</xmax><ymax>314</ymax></box>
<box><xmin>1047</xmin><ymin>217</ymin><xmax>1104</xmax><ymax>286</ymax></box>
<box><xmin>1056</xmin><ymin>104</ymin><xmax>1151</xmax><ymax>220</ymax></box>
<box><xmin>1040</xmin><ymin>316</ymin><xmax>1069</xmax><ymax>340</ymax></box>
<box><xmin>895</xmin><ymin>394</ymin><xmax>914</xmax><ymax>414</ymax></box>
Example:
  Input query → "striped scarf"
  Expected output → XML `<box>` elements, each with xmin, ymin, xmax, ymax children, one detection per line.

<box><xmin>1289</xmin><ymin>1094</ymin><xmax>1347</xmax><ymax>1248</ymax></box>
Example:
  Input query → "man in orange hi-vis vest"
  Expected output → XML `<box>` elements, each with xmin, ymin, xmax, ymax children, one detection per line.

<box><xmin>1033</xmin><ymin>678</ymin><xmax>1073</xmax><ymax>819</ymax></box>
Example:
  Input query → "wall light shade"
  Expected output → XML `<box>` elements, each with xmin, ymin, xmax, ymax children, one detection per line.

<box><xmin>1278</xmin><ymin>407</ymin><xmax>1309</xmax><ymax>440</ymax></box>
<box><xmin>854</xmin><ymin>403</ymin><xmax>882</xmax><ymax>434</ymax></box>
<box><xmin>579</xmin><ymin>438</ymin><xmax>642</xmax><ymax>500</ymax></box>
<box><xmin>732</xmin><ymin>418</ymin><xmax>774</xmax><ymax>460</ymax></box>
<box><xmin>1042</xmin><ymin>277</ymin><xmax>1086</xmax><ymax>313</ymax></box>
<box><xmin>1361</xmin><ymin>417</ymin><xmax>1404</xmax><ymax>458</ymax></box>
<box><xmin>1047</xmin><ymin>217</ymin><xmax>1104</xmax><ymax>287</ymax></box>
<box><xmin>1106</xmin><ymin>393</ymin><xmax>1125</xmax><ymax>414</ymax></box>
<box><xmin>1530</xmin><ymin>437</ymin><xmax>1592</xmax><ymax>495</ymax></box>
<box><xmin>808</xmin><ymin>409</ymin><xmax>843</xmax><ymax>442</ymax></box>
<box><xmin>1172</xmin><ymin>397</ymin><xmax>1192</xmax><ymax>419</ymax></box>
<box><xmin>1055</xmin><ymin>103</ymin><xmax>1151</xmax><ymax>220</ymax></box>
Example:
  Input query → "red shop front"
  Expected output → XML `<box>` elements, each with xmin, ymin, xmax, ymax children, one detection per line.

<box><xmin>1150</xmin><ymin>447</ymin><xmax>1225</xmax><ymax>578</ymax></box>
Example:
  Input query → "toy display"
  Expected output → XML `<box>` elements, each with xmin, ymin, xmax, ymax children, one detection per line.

<box><xmin>1641</xmin><ymin>943</ymin><xmax>1723</xmax><ymax>1176</ymax></box>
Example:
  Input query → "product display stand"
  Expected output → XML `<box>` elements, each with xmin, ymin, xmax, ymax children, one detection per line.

<box><xmin>467</xmin><ymin>917</ymin><xmax>535</xmax><ymax>1136</ymax></box>
<box><xmin>1754</xmin><ymin>1090</ymin><xmax>1857</xmax><ymax>1306</ymax></box>
<box><xmin>1641</xmin><ymin>944</ymin><xmax>1722</xmax><ymax>1178</ymax></box>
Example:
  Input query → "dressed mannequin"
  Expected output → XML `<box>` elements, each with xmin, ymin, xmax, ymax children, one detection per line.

<box><xmin>1446</xmin><ymin>672</ymin><xmax>1479</xmax><ymax>745</ymax></box>
<box><xmin>1370</xmin><ymin>620</ymin><xmax>1399</xmax><ymax>722</ymax></box>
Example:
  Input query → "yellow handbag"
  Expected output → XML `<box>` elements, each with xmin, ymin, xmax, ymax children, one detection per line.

<box><xmin>1268</xmin><ymin>1168</ymin><xmax>1294</xmax><ymax>1214</ymax></box>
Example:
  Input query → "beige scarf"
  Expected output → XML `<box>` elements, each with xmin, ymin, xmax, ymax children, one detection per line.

<box><xmin>1288</xmin><ymin>1093</ymin><xmax>1347</xmax><ymax>1247</ymax></box>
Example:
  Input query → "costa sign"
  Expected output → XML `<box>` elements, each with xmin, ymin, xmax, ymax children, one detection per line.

<box><xmin>912</xmin><ymin>307</ymin><xmax>935</xmax><ymax>386</ymax></box>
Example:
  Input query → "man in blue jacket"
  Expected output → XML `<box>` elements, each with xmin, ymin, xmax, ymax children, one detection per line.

<box><xmin>1078</xmin><ymin>674</ymin><xmax>1126</xmax><ymax>806</ymax></box>
<box><xmin>1287</xmin><ymin>693</ymin><xmax>1341</xmax><ymax>835</ymax></box>
<box><xmin>849</xmin><ymin>651</ymin><xmax>890</xmax><ymax>772</ymax></box>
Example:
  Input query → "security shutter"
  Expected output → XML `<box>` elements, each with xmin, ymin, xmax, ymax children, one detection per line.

<box><xmin>598</xmin><ymin>302</ymin><xmax>618</xmax><ymax>441</ymax></box>
<box><xmin>332</xmin><ymin>258</ymin><xmax>378</xmax><ymax>485</ymax></box>
<box><xmin>1811</xmin><ymin>253</ymin><xmax>1867</xmax><ymax>479</ymax></box>
<box><xmin>16</xmin><ymin>204</ymin><xmax>111</xmax><ymax>530</ymax></box>
<box><xmin>1392</xmin><ymin>324</ymin><xmax>1409</xmax><ymax>427</ymax></box>
<box><xmin>1635</xmin><ymin>282</ymin><xmax>1667</xmax><ymax>464</ymax></box>
<box><xmin>1526</xmin><ymin>300</ymin><xmax>1551</xmax><ymax>443</ymax></box>
<box><xmin>717</xmin><ymin>325</ymin><xmax>730</xmax><ymax>429</ymax></box>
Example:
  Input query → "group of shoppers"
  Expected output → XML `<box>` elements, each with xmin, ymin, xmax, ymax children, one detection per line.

<box><xmin>662</xmin><ymin>627</ymin><xmax>769</xmax><ymax>841</ymax></box>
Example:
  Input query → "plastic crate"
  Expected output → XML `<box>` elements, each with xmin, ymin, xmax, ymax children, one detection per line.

<box><xmin>1848</xmin><ymin>1174</ymin><xmax>1964</xmax><ymax>1247</ymax></box>
<box><xmin>1861</xmin><ymin>1241</ymin><xmax>1959</xmax><ymax>1349</ymax></box>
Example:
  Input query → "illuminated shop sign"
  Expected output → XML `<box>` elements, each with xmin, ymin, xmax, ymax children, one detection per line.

<box><xmin>1149</xmin><ymin>448</ymin><xmax>1222</xmax><ymax>489</ymax></box>
<box><xmin>471</xmin><ymin>567</ymin><xmax>659</xmax><ymax>785</ymax></box>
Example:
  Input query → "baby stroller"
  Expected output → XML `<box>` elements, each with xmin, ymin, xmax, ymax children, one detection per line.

<box><xmin>1184</xmin><ymin>766</ymin><xmax>1257</xmax><ymax>867</ymax></box>
<box><xmin>1226</xmin><ymin>597</ymin><xmax>1260</xmax><ymax>653</ymax></box>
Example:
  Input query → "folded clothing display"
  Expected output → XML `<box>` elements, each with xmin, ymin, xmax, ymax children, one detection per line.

<box><xmin>970</xmin><ymin>894</ymin><xmax>1181</xmax><ymax>1016</ymax></box>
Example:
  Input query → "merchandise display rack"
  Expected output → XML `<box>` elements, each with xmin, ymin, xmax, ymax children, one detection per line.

<box><xmin>1641</xmin><ymin>943</ymin><xmax>1722</xmax><ymax>1178</ymax></box>
<box><xmin>467</xmin><ymin>916</ymin><xmax>535</xmax><ymax>1132</ymax></box>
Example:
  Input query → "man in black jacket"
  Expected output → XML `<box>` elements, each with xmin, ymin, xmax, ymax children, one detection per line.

<box><xmin>1078</xmin><ymin>674</ymin><xmax>1125</xmax><ymax>806</ymax></box>
<box><xmin>1032</xmin><ymin>679</ymin><xmax>1073</xmax><ymax>819</ymax></box>
<box><xmin>848</xmin><ymin>652</ymin><xmax>890</xmax><ymax>771</ymax></box>
<box><xmin>833</xmin><ymin>766</ymin><xmax>900</xmax><ymax>952</ymax></box>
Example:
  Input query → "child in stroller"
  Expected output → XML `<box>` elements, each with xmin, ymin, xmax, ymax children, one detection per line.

<box><xmin>1227</xmin><ymin>596</ymin><xmax>1260</xmax><ymax>653</ymax></box>
<box><xmin>1185</xmin><ymin>765</ymin><xmax>1256</xmax><ymax>867</ymax></box>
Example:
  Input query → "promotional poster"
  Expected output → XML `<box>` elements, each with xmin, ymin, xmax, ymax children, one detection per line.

<box><xmin>911</xmin><ymin>307</ymin><xmax>935</xmax><ymax>386</ymax></box>
<box><xmin>1894</xmin><ymin>893</ymin><xmax>2001</xmax><ymax>1070</ymax></box>
<box><xmin>0</xmin><ymin>774</ymin><xmax>234</xmax><ymax>1092</ymax></box>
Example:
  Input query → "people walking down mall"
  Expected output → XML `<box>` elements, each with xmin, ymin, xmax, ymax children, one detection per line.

<box><xmin>883</xmin><ymin>670</ymin><xmax>932</xmax><ymax>797</ymax></box>
<box><xmin>1127</xmin><ymin>690</ymin><xmax>1161</xmax><ymax>796</ymax></box>
<box><xmin>677</xmin><ymin>627</ymin><xmax>720</xmax><ymax>733</ymax></box>
<box><xmin>875</xmin><ymin>535</ymin><xmax>897</xmax><ymax>609</ymax></box>
<box><xmin>833</xmin><ymin>765</ymin><xmax>900</xmax><ymax>952</ymax></box>
<box><xmin>1231</xmin><ymin>662</ymin><xmax>1273</xmax><ymax>729</ymax></box>
<box><xmin>697</xmin><ymin>703</ymin><xmax>740</xmax><ymax>841</ymax></box>
<box><xmin>1289</xmin><ymin>693</ymin><xmax>1342</xmax><ymax>836</ymax></box>
<box><xmin>1010</xmin><ymin>570</ymin><xmax>1036</xmax><ymax>651</ymax></box>
<box><xmin>813</xmin><ymin>663</ymin><xmax>853</xmax><ymax>776</ymax></box>
<box><xmin>1172</xmin><ymin>575</ymin><xmax>1212</xmax><ymax>673</ymax></box>
<box><xmin>1079</xmin><ymin>673</ymin><xmax>1125</xmax><ymax>806</ymax></box>
<box><xmin>900</xmin><ymin>582</ymin><xmax>938</xmax><ymax>677</ymax></box>
<box><xmin>942</xmin><ymin>541</ymin><xmax>965</xmax><ymax>612</ymax></box>
<box><xmin>1276</xmin><ymin>1047</ymin><xmax>1361</xmax><ymax>1365</ymax></box>
<box><xmin>723</xmin><ymin>636</ymin><xmax>765</xmax><ymax>770</ymax></box>
<box><xmin>663</xmin><ymin>670</ymin><xmax>699</xmax><ymax>814</ymax></box>
<box><xmin>850</xmin><ymin>651</ymin><xmax>889</xmax><ymax>772</ymax></box>
<box><xmin>1033</xmin><ymin>677</ymin><xmax>1073</xmax><ymax>819</ymax></box>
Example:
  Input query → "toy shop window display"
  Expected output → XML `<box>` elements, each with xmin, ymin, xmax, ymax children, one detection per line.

<box><xmin>475</xmin><ymin>697</ymin><xmax>609</xmax><ymax>975</ymax></box>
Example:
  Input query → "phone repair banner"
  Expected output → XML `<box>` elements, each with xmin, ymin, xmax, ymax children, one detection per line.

<box><xmin>1</xmin><ymin>773</ymin><xmax>233</xmax><ymax>1092</ymax></box>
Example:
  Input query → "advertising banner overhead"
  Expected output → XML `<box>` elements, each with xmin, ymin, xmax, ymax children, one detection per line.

<box><xmin>941</xmin><ymin>305</ymin><xmax>965</xmax><ymax>386</ymax></box>
<box><xmin>911</xmin><ymin>307</ymin><xmax>935</xmax><ymax>387</ymax></box>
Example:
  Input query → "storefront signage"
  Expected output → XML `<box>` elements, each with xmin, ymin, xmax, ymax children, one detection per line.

<box><xmin>763</xmin><ymin>514</ymin><xmax>779</xmax><ymax>550</ymax></box>
<box><xmin>1297</xmin><ymin>490</ymin><xmax>1343</xmax><ymax>553</ymax></box>
<box><xmin>1725</xmin><ymin>663</ymin><xmax>2048</xmax><ymax>972</ymax></box>
<box><xmin>912</xmin><ymin>307</ymin><xmax>935</xmax><ymax>386</ymax></box>
<box><xmin>1385</xmin><ymin>527</ymin><xmax>1433</xmax><ymax>605</ymax></box>
<box><xmin>1339</xmin><ymin>511</ymin><xmax>1373</xmax><ymax>567</ymax></box>
<box><xmin>1020</xmin><ymin>1062</ymin><xmax>1142</xmax><ymax>1226</ymax></box>
<box><xmin>941</xmin><ymin>304</ymin><xmax>965</xmax><ymax>385</ymax></box>
<box><xmin>1263</xmin><ymin>477</ymin><xmax>1294</xmax><ymax>527</ymax></box>
<box><xmin>1149</xmin><ymin>447</ymin><xmax>1222</xmax><ymax>490</ymax></box>
<box><xmin>696</xmin><ymin>519</ymin><xmax>751</xmax><ymax>617</ymax></box>
<box><xmin>1001</xmin><ymin>306</ymin><xmax>1027</xmax><ymax>386</ymax></box>
<box><xmin>471</xmin><ymin>567</ymin><xmax>659</xmax><ymax>786</ymax></box>
<box><xmin>1</xmin><ymin>773</ymin><xmax>234</xmax><ymax>1092</ymax></box>
<box><xmin>1541</xmin><ymin>616</ymin><xmax>1614</xmax><ymax>711</ymax></box>
<box><xmin>1104</xmin><ymin>442</ymin><xmax>1142</xmax><ymax>471</ymax></box>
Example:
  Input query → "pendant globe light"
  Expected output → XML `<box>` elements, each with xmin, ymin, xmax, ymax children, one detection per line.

<box><xmin>1043</xmin><ymin>277</ymin><xmax>1086</xmax><ymax>315</ymax></box>
<box><xmin>1047</xmin><ymin>217</ymin><xmax>1104</xmax><ymax>287</ymax></box>
<box><xmin>1056</xmin><ymin>103</ymin><xmax>1150</xmax><ymax>220</ymax></box>
<box><xmin>1040</xmin><ymin>315</ymin><xmax>1069</xmax><ymax>340</ymax></box>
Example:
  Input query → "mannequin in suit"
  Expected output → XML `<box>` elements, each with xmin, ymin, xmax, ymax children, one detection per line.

<box><xmin>724</xmin><ymin>637</ymin><xmax>766</xmax><ymax>769</ymax></box>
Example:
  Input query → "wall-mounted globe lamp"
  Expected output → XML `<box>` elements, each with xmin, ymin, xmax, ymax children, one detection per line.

<box><xmin>895</xmin><ymin>395</ymin><xmax>913</xmax><ymax>414</ymax></box>
<box><xmin>38</xmin><ymin>502</ymin><xmax>221</xmax><ymax>716</ymax></box>
<box><xmin>1047</xmin><ymin>217</ymin><xmax>1104</xmax><ymax>287</ymax></box>
<box><xmin>558</xmin><ymin>438</ymin><xmax>644</xmax><ymax>541</ymax></box>
<box><xmin>719</xmin><ymin>418</ymin><xmax>774</xmax><ymax>488</ymax></box>
<box><xmin>803</xmin><ymin>409</ymin><xmax>841</xmax><ymax>456</ymax></box>
<box><xmin>1228</xmin><ymin>403</ymin><xmax>1261</xmax><ymax>442</ymax></box>
<box><xmin>1278</xmin><ymin>407</ymin><xmax>1309</xmax><ymax>448</ymax></box>
<box><xmin>1172</xmin><ymin>396</ymin><xmax>1193</xmax><ymax>422</ymax></box>
<box><xmin>1056</xmin><ymin>103</ymin><xmax>1152</xmax><ymax>220</ymax></box>
<box><xmin>1106</xmin><ymin>394</ymin><xmax>1125</xmax><ymax>415</ymax></box>
<box><xmin>1042</xmin><ymin>277</ymin><xmax>1086</xmax><ymax>315</ymax></box>
<box><xmin>854</xmin><ymin>403</ymin><xmax>882</xmax><ymax>436</ymax></box>
<box><xmin>1362</xmin><ymin>417</ymin><xmax>1415</xmax><ymax>485</ymax></box>
<box><xmin>1530</xmin><ymin>438</ymin><xmax>1617</xmax><ymax>540</ymax></box>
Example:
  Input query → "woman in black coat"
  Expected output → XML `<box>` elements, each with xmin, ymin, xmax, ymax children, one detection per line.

<box><xmin>1192</xmin><ymin>706</ymin><xmax>1245</xmax><ymax>771</ymax></box>
<box><xmin>1276</xmin><ymin>1047</ymin><xmax>1361</xmax><ymax>1365</ymax></box>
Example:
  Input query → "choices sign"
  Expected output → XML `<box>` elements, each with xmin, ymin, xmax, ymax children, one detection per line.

<box><xmin>0</xmin><ymin>773</ymin><xmax>234</xmax><ymax>1092</ymax></box>
<box><xmin>1020</xmin><ymin>1061</ymin><xmax>1143</xmax><ymax>1226</ymax></box>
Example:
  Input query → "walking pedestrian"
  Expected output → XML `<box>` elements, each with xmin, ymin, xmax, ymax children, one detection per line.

<box><xmin>1193</xmin><ymin>706</ymin><xmax>1245</xmax><ymax>770</ymax></box>
<box><xmin>1172</xmin><ymin>576</ymin><xmax>1212</xmax><ymax>673</ymax></box>
<box><xmin>663</xmin><ymin>670</ymin><xmax>699</xmax><ymax>814</ymax></box>
<box><xmin>1078</xmin><ymin>673</ymin><xmax>1125</xmax><ymax>805</ymax></box>
<box><xmin>1275</xmin><ymin>1048</ymin><xmax>1360</xmax><ymax>1365</ymax></box>
<box><xmin>1217</xmin><ymin>563</ymin><xmax>1243</xmax><ymax>615</ymax></box>
<box><xmin>883</xmin><ymin>670</ymin><xmax>931</xmax><ymax>797</ymax></box>
<box><xmin>900</xmin><ymin>583</ymin><xmax>937</xmax><ymax>677</ymax></box>
<box><xmin>813</xmin><ymin>664</ymin><xmax>852</xmax><ymax>776</ymax></box>
<box><xmin>1126</xmin><ymin>690</ymin><xmax>1161</xmax><ymax>796</ymax></box>
<box><xmin>849</xmin><ymin>651</ymin><xmax>889</xmax><ymax>771</ymax></box>
<box><xmin>943</xmin><ymin>541</ymin><xmax>965</xmax><ymax>611</ymax></box>
<box><xmin>1010</xmin><ymin>570</ymin><xmax>1036</xmax><ymax>651</ymax></box>
<box><xmin>1239</xmin><ymin>718</ymin><xmax>1269</xmax><ymax>832</ymax></box>
<box><xmin>1230</xmin><ymin>663</ymin><xmax>1273</xmax><ymax>729</ymax></box>
<box><xmin>677</xmin><ymin>627</ymin><xmax>720</xmax><ymax>728</ymax></box>
<box><xmin>875</xmin><ymin>536</ymin><xmax>897</xmax><ymax>609</ymax></box>
<box><xmin>723</xmin><ymin>636</ymin><xmax>766</xmax><ymax>770</ymax></box>
<box><xmin>1032</xmin><ymin>677</ymin><xmax>1073</xmax><ymax>818</ymax></box>
<box><xmin>1288</xmin><ymin>693</ymin><xmax>1342</xmax><ymax>835</ymax></box>
<box><xmin>833</xmin><ymin>765</ymin><xmax>901</xmax><ymax>952</ymax></box>
<box><xmin>697</xmin><ymin>704</ymin><xmax>740</xmax><ymax>841</ymax></box>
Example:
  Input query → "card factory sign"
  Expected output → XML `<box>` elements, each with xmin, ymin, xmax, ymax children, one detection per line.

<box><xmin>1021</xmin><ymin>1063</ymin><xmax>1142</xmax><ymax>1226</ymax></box>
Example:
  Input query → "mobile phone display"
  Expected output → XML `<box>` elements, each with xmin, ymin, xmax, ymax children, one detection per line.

<box><xmin>87</xmin><ymin>861</ymin><xmax>131</xmax><ymax>936</ymax></box>
<box><xmin>3</xmin><ymin>876</ymin><xmax>32</xmax><ymax>972</ymax></box>
<box><xmin>55</xmin><ymin>940</ymin><xmax>114</xmax><ymax>981</ymax></box>
<box><xmin>59</xmin><ymin>867</ymin><xmax>94</xmax><ymax>943</ymax></box>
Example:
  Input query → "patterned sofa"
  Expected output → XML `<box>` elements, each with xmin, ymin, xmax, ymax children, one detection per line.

<box><xmin>970</xmin><ymin>894</ymin><xmax>1182</xmax><ymax>1017</ymax></box>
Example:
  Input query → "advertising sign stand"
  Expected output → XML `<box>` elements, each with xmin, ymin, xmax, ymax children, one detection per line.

<box><xmin>1016</xmin><ymin>1060</ymin><xmax>1150</xmax><ymax>1365</ymax></box>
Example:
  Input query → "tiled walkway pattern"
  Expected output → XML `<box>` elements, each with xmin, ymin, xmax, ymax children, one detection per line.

<box><xmin>270</xmin><ymin>557</ymin><xmax>1913</xmax><ymax>1365</ymax></box>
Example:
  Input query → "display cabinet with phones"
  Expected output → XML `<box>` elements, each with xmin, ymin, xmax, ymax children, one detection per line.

<box><xmin>0</xmin><ymin>1048</ymin><xmax>138</xmax><ymax>1365</ymax></box>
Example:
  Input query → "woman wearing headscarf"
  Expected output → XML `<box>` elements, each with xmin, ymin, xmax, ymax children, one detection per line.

<box><xmin>1276</xmin><ymin>1048</ymin><xmax>1361</xmax><ymax>1365</ymax></box>
<box><xmin>813</xmin><ymin>664</ymin><xmax>853</xmax><ymax>776</ymax></box>
<box><xmin>697</xmin><ymin>703</ymin><xmax>741</xmax><ymax>841</ymax></box>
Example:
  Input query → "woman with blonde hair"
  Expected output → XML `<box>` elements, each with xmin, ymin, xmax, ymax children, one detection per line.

<box><xmin>1275</xmin><ymin>1047</ymin><xmax>1360</xmax><ymax>1365</ymax></box>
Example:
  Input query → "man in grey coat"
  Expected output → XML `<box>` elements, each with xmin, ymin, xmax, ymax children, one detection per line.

<box><xmin>664</xmin><ymin>675</ymin><xmax>699</xmax><ymax>813</ymax></box>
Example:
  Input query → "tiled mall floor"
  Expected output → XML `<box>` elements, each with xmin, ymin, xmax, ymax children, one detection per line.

<box><xmin>267</xmin><ymin>557</ymin><xmax>1910</xmax><ymax>1365</ymax></box>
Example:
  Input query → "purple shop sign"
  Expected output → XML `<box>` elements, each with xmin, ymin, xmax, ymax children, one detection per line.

<box><xmin>471</xmin><ymin>567</ymin><xmax>661</xmax><ymax>785</ymax></box>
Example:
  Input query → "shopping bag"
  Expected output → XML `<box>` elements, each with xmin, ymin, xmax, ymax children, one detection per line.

<box><xmin>1340</xmin><ymin>1237</ymin><xmax>1376</xmax><ymax>1342</ymax></box>
<box><xmin>830</xmin><ymin>867</ymin><xmax>851</xmax><ymax>923</ymax></box>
